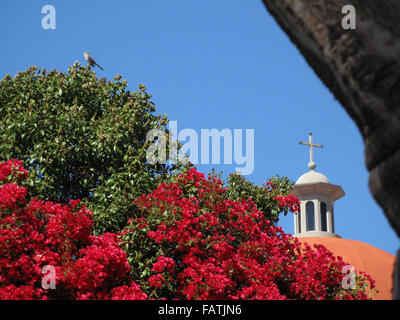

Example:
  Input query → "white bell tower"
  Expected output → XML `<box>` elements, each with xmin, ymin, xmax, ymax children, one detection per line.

<box><xmin>292</xmin><ymin>133</ymin><xmax>345</xmax><ymax>238</ymax></box>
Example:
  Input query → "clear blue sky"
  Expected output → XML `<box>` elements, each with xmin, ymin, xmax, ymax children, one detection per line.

<box><xmin>1</xmin><ymin>1</ymin><xmax>398</xmax><ymax>254</ymax></box>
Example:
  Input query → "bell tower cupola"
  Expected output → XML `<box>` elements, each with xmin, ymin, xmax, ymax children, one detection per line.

<box><xmin>292</xmin><ymin>133</ymin><xmax>344</xmax><ymax>238</ymax></box>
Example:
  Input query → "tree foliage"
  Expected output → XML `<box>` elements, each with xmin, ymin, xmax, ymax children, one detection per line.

<box><xmin>0</xmin><ymin>64</ymin><xmax>181</xmax><ymax>233</ymax></box>
<box><xmin>223</xmin><ymin>171</ymin><xmax>296</xmax><ymax>224</ymax></box>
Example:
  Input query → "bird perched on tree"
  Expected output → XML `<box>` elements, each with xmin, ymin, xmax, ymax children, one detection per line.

<box><xmin>83</xmin><ymin>51</ymin><xmax>103</xmax><ymax>70</ymax></box>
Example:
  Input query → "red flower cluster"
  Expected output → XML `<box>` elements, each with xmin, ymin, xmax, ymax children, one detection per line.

<box><xmin>0</xmin><ymin>161</ymin><xmax>375</xmax><ymax>300</ymax></box>
<box><xmin>152</xmin><ymin>256</ymin><xmax>176</xmax><ymax>273</ymax></box>
<box><xmin>129</xmin><ymin>168</ymin><xmax>375</xmax><ymax>300</ymax></box>
<box><xmin>0</xmin><ymin>183</ymin><xmax>27</xmax><ymax>210</ymax></box>
<box><xmin>0</xmin><ymin>159</ymin><xmax>28</xmax><ymax>183</ymax></box>
<box><xmin>0</xmin><ymin>160</ymin><xmax>147</xmax><ymax>300</ymax></box>
<box><xmin>275</xmin><ymin>194</ymin><xmax>300</xmax><ymax>213</ymax></box>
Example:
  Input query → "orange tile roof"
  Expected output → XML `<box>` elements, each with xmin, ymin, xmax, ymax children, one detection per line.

<box><xmin>298</xmin><ymin>237</ymin><xmax>395</xmax><ymax>300</ymax></box>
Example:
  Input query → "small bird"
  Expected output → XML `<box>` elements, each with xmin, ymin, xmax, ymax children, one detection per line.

<box><xmin>83</xmin><ymin>51</ymin><xmax>103</xmax><ymax>70</ymax></box>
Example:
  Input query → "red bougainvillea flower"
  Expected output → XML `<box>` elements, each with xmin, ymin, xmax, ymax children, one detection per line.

<box><xmin>129</xmin><ymin>167</ymin><xmax>375</xmax><ymax>300</ymax></box>
<box><xmin>0</xmin><ymin>159</ymin><xmax>28</xmax><ymax>183</ymax></box>
<box><xmin>0</xmin><ymin>161</ymin><xmax>375</xmax><ymax>300</ymax></box>
<box><xmin>0</xmin><ymin>160</ymin><xmax>147</xmax><ymax>300</ymax></box>
<box><xmin>275</xmin><ymin>194</ymin><xmax>300</xmax><ymax>213</ymax></box>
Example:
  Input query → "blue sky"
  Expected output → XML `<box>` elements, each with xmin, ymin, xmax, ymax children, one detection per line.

<box><xmin>1</xmin><ymin>1</ymin><xmax>399</xmax><ymax>254</ymax></box>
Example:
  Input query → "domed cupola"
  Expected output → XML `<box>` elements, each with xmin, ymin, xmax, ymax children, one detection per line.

<box><xmin>292</xmin><ymin>133</ymin><xmax>344</xmax><ymax>238</ymax></box>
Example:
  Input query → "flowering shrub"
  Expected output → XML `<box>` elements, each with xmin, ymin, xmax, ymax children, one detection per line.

<box><xmin>0</xmin><ymin>160</ymin><xmax>375</xmax><ymax>300</ymax></box>
<box><xmin>0</xmin><ymin>160</ymin><xmax>147</xmax><ymax>300</ymax></box>
<box><xmin>122</xmin><ymin>168</ymin><xmax>375</xmax><ymax>300</ymax></box>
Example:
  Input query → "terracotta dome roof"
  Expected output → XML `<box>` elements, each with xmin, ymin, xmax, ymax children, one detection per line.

<box><xmin>298</xmin><ymin>237</ymin><xmax>395</xmax><ymax>300</ymax></box>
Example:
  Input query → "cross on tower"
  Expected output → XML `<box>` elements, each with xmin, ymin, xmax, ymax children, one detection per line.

<box><xmin>299</xmin><ymin>133</ymin><xmax>323</xmax><ymax>170</ymax></box>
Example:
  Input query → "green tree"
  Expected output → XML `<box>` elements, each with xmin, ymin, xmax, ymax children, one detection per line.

<box><xmin>0</xmin><ymin>63</ymin><xmax>182</xmax><ymax>233</ymax></box>
<box><xmin>209</xmin><ymin>169</ymin><xmax>295</xmax><ymax>224</ymax></box>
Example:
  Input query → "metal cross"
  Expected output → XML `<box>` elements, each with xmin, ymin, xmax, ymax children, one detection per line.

<box><xmin>299</xmin><ymin>133</ymin><xmax>323</xmax><ymax>170</ymax></box>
